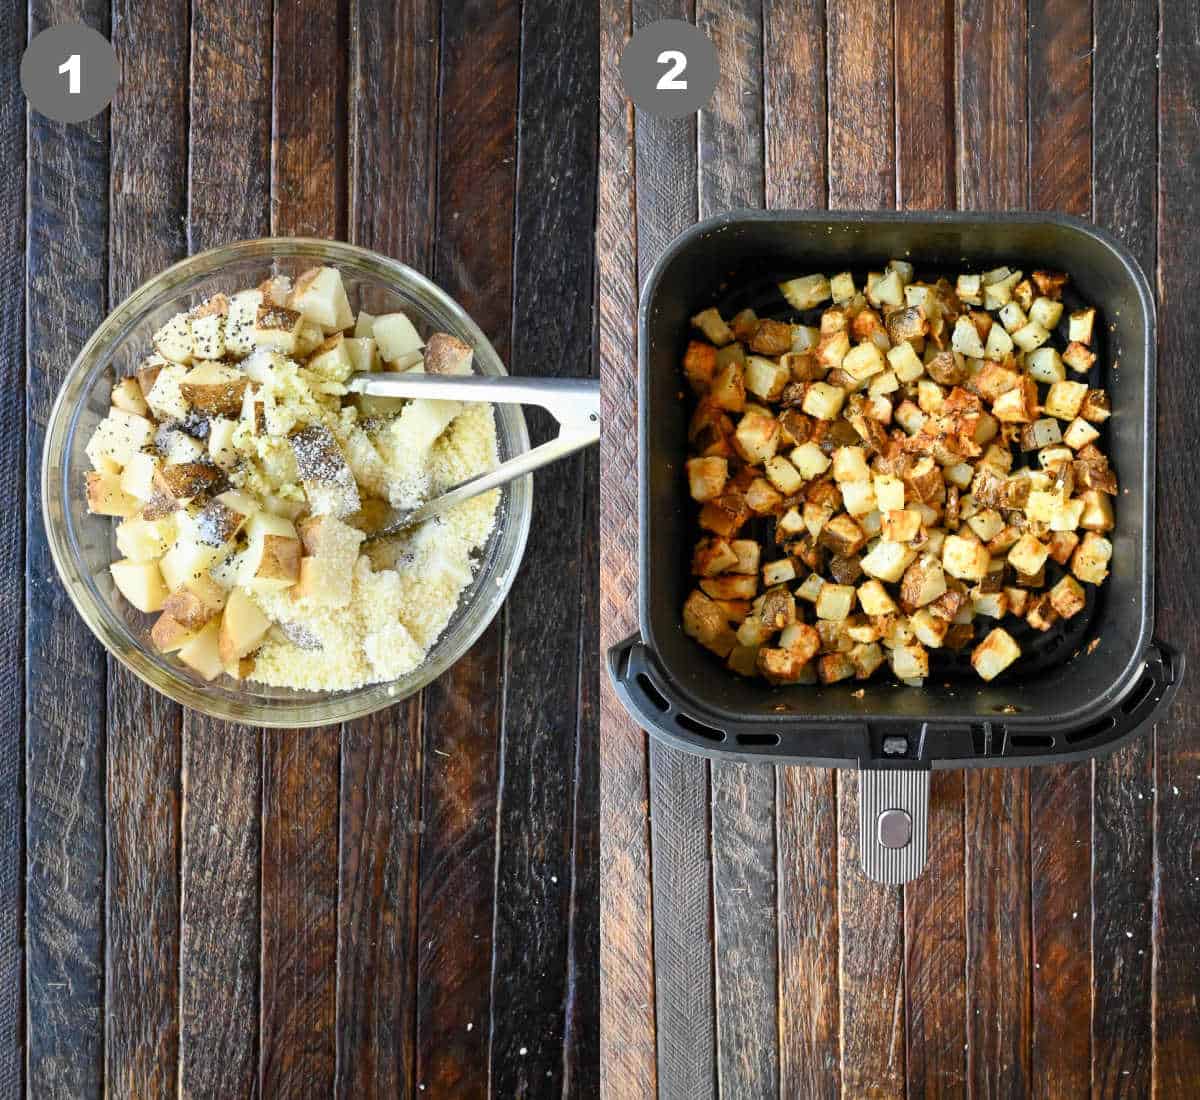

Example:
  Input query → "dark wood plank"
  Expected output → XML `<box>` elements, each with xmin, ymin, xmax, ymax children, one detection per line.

<box><xmin>763</xmin><ymin>0</ymin><xmax>826</xmax><ymax>208</ymax></box>
<box><xmin>0</xmin><ymin>0</ymin><xmax>25</xmax><ymax>1090</ymax></box>
<box><xmin>597</xmin><ymin>0</ymin><xmax>658</xmax><ymax>1093</ymax></box>
<box><xmin>826</xmin><ymin>7</ymin><xmax>906</xmax><ymax>1094</ymax></box>
<box><xmin>957</xmin><ymin>4</ymin><xmax>1033</xmax><ymax>1096</ymax></box>
<box><xmin>1153</xmin><ymin>0</ymin><xmax>1200</xmax><ymax>1092</ymax></box>
<box><xmin>893</xmin><ymin>9</ymin><xmax>966</xmax><ymax>1095</ymax></box>
<box><xmin>905</xmin><ymin>772</ymin><xmax>967</xmax><ymax>1098</ymax></box>
<box><xmin>335</xmin><ymin>2</ymin><xmax>438</xmax><ymax>1093</ymax></box>
<box><xmin>827</xmin><ymin>0</ymin><xmax>894</xmax><ymax>210</ymax></box>
<box><xmin>777</xmin><ymin>769</ymin><xmax>841</xmax><ymax>1099</ymax></box>
<box><xmin>258</xmin><ymin>6</ymin><xmax>346</xmax><ymax>1093</ymax></box>
<box><xmin>1026</xmin><ymin>4</ymin><xmax>1093</xmax><ymax>1096</ymax></box>
<box><xmin>488</xmin><ymin>0</ymin><xmax>598</xmax><ymax>1094</ymax></box>
<box><xmin>25</xmin><ymin>1</ymin><xmax>110</xmax><ymax>1092</ymax></box>
<box><xmin>180</xmin><ymin>2</ymin><xmax>272</xmax><ymax>1094</ymax></box>
<box><xmin>415</xmin><ymin>4</ymin><xmax>519</xmax><ymax>1092</ymax></box>
<box><xmin>627</xmin><ymin>3</ymin><xmax>714</xmax><ymax>1095</ymax></box>
<box><xmin>104</xmin><ymin>2</ymin><xmax>188</xmax><ymax>1094</ymax></box>
<box><xmin>694</xmin><ymin>4</ymin><xmax>779</xmax><ymax>1097</ymax></box>
<box><xmin>565</xmin><ymin>437</ymin><xmax>601</xmax><ymax>1100</ymax></box>
<box><xmin>271</xmin><ymin>0</ymin><xmax>346</xmax><ymax>239</ymax></box>
<box><xmin>1090</xmin><ymin>4</ymin><xmax>1158</xmax><ymax>1092</ymax></box>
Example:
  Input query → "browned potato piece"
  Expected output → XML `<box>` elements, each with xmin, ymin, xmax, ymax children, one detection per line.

<box><xmin>683</xmin><ymin>340</ymin><xmax>718</xmax><ymax>393</ymax></box>
<box><xmin>700</xmin><ymin>574</ymin><xmax>758</xmax><ymax>601</ymax></box>
<box><xmin>692</xmin><ymin>537</ymin><xmax>739</xmax><ymax>577</ymax></box>
<box><xmin>684</xmin><ymin>590</ymin><xmax>737</xmax><ymax>658</ymax></box>
<box><xmin>971</xmin><ymin>627</ymin><xmax>1021</xmax><ymax>681</ymax></box>
<box><xmin>686</xmin><ymin>456</ymin><xmax>728</xmax><ymax>503</ymax></box>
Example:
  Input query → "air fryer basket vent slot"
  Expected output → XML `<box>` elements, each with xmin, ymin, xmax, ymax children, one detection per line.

<box><xmin>1064</xmin><ymin>715</ymin><xmax>1117</xmax><ymax>745</ymax></box>
<box><xmin>736</xmin><ymin>732</ymin><xmax>781</xmax><ymax>748</ymax></box>
<box><xmin>636</xmin><ymin>673</ymin><xmax>669</xmax><ymax>713</ymax></box>
<box><xmin>1121</xmin><ymin>675</ymin><xmax>1156</xmax><ymax>716</ymax></box>
<box><xmin>1009</xmin><ymin>733</ymin><xmax>1056</xmax><ymax>751</ymax></box>
<box><xmin>675</xmin><ymin>713</ymin><xmax>726</xmax><ymax>743</ymax></box>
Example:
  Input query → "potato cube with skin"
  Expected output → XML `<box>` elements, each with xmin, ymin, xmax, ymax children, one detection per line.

<box><xmin>111</xmin><ymin>558</ymin><xmax>168</xmax><ymax>613</ymax></box>
<box><xmin>890</xmin><ymin>641</ymin><xmax>929</xmax><ymax>681</ymax></box>
<box><xmin>687</xmin><ymin>456</ymin><xmax>728</xmax><ymax>503</ymax></box>
<box><xmin>757</xmin><ymin>647</ymin><xmax>810</xmax><ymax>684</ymax></box>
<box><xmin>86</xmin><ymin>408</ymin><xmax>155</xmax><ymax>472</ymax></box>
<box><xmin>252</xmin><ymin>304</ymin><xmax>303</xmax><ymax>355</ymax></box>
<box><xmin>162</xmin><ymin>573</ymin><xmax>227</xmax><ymax>630</ymax></box>
<box><xmin>151</xmin><ymin>613</ymin><xmax>197</xmax><ymax>653</ymax></box>
<box><xmin>733</xmin><ymin>411</ymin><xmax>780</xmax><ymax>465</ymax></box>
<box><xmin>86</xmin><ymin>471</ymin><xmax>140</xmax><ymax>517</ymax></box>
<box><xmin>1049</xmin><ymin>575</ymin><xmax>1087</xmax><ymax>620</ymax></box>
<box><xmin>152</xmin><ymin>313</ymin><xmax>194</xmax><ymax>364</ymax></box>
<box><xmin>217</xmin><ymin>588</ymin><xmax>271</xmax><ymax>667</ymax></box>
<box><xmin>1008</xmin><ymin>532</ymin><xmax>1050</xmax><ymax>576</ymax></box>
<box><xmin>179</xmin><ymin>362</ymin><xmax>250</xmax><ymax>416</ymax></box>
<box><xmin>289</xmin><ymin>266</ymin><xmax>355</xmax><ymax>332</ymax></box>
<box><xmin>1069</xmin><ymin>308</ymin><xmax>1096</xmax><ymax>345</ymax></box>
<box><xmin>239</xmin><ymin>511</ymin><xmax>301</xmax><ymax>592</ymax></box>
<box><xmin>910</xmin><ymin>608</ymin><xmax>950</xmax><ymax>648</ymax></box>
<box><xmin>861</xmin><ymin>540</ymin><xmax>917</xmax><ymax>583</ymax></box>
<box><xmin>991</xmin><ymin>377</ymin><xmax>1038</xmax><ymax>423</ymax></box>
<box><xmin>1072</xmin><ymin>532</ymin><xmax>1112</xmax><ymax>584</ymax></box>
<box><xmin>818</xmin><ymin>653</ymin><xmax>855</xmax><ymax>684</ymax></box>
<box><xmin>802</xmin><ymin>381</ymin><xmax>846</xmax><ymax>421</ymax></box>
<box><xmin>749</xmin><ymin>320</ymin><xmax>794</xmax><ymax>356</ymax></box>
<box><xmin>762</xmin><ymin>558</ymin><xmax>797</xmax><ymax>587</ymax></box>
<box><xmin>1044</xmin><ymin>380</ymin><xmax>1088</xmax><ymax>421</ymax></box>
<box><xmin>820</xmin><ymin>514</ymin><xmax>867</xmax><ymax>557</ymax></box>
<box><xmin>730</xmin><ymin>540</ymin><xmax>760</xmax><ymax>575</ymax></box>
<box><xmin>900</xmin><ymin>558</ymin><xmax>947</xmax><ymax>609</ymax></box>
<box><xmin>683</xmin><ymin>590</ymin><xmax>737</xmax><ymax>658</ymax></box>
<box><xmin>691</xmin><ymin>307</ymin><xmax>734</xmax><ymax>346</ymax></box>
<box><xmin>758</xmin><ymin>455</ymin><xmax>800</xmax><ymax>497</ymax></box>
<box><xmin>744</xmin><ymin>355</ymin><xmax>790</xmax><ymax>401</ymax></box>
<box><xmin>816</xmin><ymin>583</ymin><xmax>855</xmax><ymax>622</ymax></box>
<box><xmin>779</xmin><ymin>274</ymin><xmax>831</xmax><ymax>311</ymax></box>
<box><xmin>295</xmin><ymin>514</ymin><xmax>366</xmax><ymax>607</ymax></box>
<box><xmin>971</xmin><ymin>627</ymin><xmax>1021</xmax><ymax>681</ymax></box>
<box><xmin>943</xmin><ymin>534</ymin><xmax>990</xmax><ymax>581</ymax></box>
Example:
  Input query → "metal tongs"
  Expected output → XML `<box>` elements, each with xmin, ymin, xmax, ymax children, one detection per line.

<box><xmin>346</xmin><ymin>372</ymin><xmax>600</xmax><ymax>538</ymax></box>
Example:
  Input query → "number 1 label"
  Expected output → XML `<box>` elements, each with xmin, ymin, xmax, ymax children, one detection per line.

<box><xmin>58</xmin><ymin>53</ymin><xmax>80</xmax><ymax>95</ymax></box>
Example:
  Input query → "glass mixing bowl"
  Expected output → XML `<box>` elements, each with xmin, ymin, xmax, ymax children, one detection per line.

<box><xmin>42</xmin><ymin>238</ymin><xmax>532</xmax><ymax>727</ymax></box>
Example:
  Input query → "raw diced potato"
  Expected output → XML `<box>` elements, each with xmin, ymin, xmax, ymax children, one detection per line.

<box><xmin>111</xmin><ymin>558</ymin><xmax>168</xmax><ymax>613</ymax></box>
<box><xmin>177</xmin><ymin>620</ymin><xmax>223</xmax><ymax>681</ymax></box>
<box><xmin>116</xmin><ymin>515</ymin><xmax>175</xmax><ymax>562</ymax></box>
<box><xmin>779</xmin><ymin>274</ymin><xmax>831</xmax><ymax>311</ymax></box>
<box><xmin>86</xmin><ymin>471</ymin><xmax>140</xmax><ymax>517</ymax></box>
<box><xmin>153</xmin><ymin>313</ymin><xmax>193</xmax><ymax>364</ymax></box>
<box><xmin>289</xmin><ymin>266</ymin><xmax>355</xmax><ymax>332</ymax></box>
<box><xmin>971</xmin><ymin>627</ymin><xmax>1020</xmax><ymax>681</ymax></box>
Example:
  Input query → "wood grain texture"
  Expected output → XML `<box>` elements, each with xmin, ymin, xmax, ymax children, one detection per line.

<box><xmin>259</xmin><ymin>732</ymin><xmax>338</xmax><ymax>1097</ymax></box>
<box><xmin>336</xmin><ymin>3</ymin><xmax>438</xmax><ymax>1093</ymax></box>
<box><xmin>693</xmin><ymin>6</ymin><xmax>779</xmax><ymax>1098</ymax></box>
<box><xmin>412</xmin><ymin>4</ymin><xmax>518</xmax><ymax>1094</ymax></box>
<box><xmin>777</xmin><ymin>768</ymin><xmax>841</xmax><ymax>1100</ymax></box>
<box><xmin>965</xmin><ymin>769</ymin><xmax>1032</xmax><ymax>1098</ymax></box>
<box><xmin>334</xmin><ymin>713</ymin><xmax>422</xmax><ymax>1098</ymax></box>
<box><xmin>894</xmin><ymin>0</ymin><xmax>954</xmax><ymax>209</ymax></box>
<box><xmin>598</xmin><ymin>0</ymin><xmax>659</xmax><ymax>1094</ymax></box>
<box><xmin>1154</xmin><ymin>0</ymin><xmax>1200</xmax><ymax>1092</ymax></box>
<box><xmin>827</xmin><ymin>0</ymin><xmax>894</xmax><ymax>209</ymax></box>
<box><xmin>25</xmin><ymin>1</ymin><xmax>110</xmax><ymax>1093</ymax></box>
<box><xmin>259</xmin><ymin>7</ymin><xmax>345</xmax><ymax>1091</ymax></box>
<box><xmin>956</xmin><ymin>0</ymin><xmax>1028</xmax><ymax>210</ymax></box>
<box><xmin>180</xmin><ymin>3</ymin><xmax>272</xmax><ymax>1095</ymax></box>
<box><xmin>1027</xmin><ymin>6</ymin><xmax>1093</xmax><ymax>1096</ymax></box>
<box><xmin>104</xmin><ymin>2</ymin><xmax>188</xmax><ymax>1093</ymax></box>
<box><xmin>271</xmin><ymin>0</ymin><xmax>346</xmax><ymax>238</ymax></box>
<box><xmin>837</xmin><ymin>772</ymin><xmax>906</xmax><ymax>1098</ymax></box>
<box><xmin>348</xmin><ymin>0</ymin><xmax>438</xmax><ymax>269</ymax></box>
<box><xmin>763</xmin><ymin>0</ymin><xmax>826</xmax><ymax>208</ymax></box>
<box><xmin>1090</xmin><ymin>4</ymin><xmax>1158</xmax><ymax>1093</ymax></box>
<box><xmin>0</xmin><ymin>0</ymin><xmax>25</xmax><ymax>1091</ymax></box>
<box><xmin>489</xmin><ymin>3</ymin><xmax>597</xmax><ymax>1094</ymax></box>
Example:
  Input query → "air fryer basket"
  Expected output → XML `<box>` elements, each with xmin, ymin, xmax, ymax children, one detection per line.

<box><xmin>607</xmin><ymin>211</ymin><xmax>1183</xmax><ymax>882</ymax></box>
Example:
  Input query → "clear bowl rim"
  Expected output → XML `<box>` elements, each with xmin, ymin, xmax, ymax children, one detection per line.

<box><xmin>41</xmin><ymin>236</ymin><xmax>533</xmax><ymax>727</ymax></box>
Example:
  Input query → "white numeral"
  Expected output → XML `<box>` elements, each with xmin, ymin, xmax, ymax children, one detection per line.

<box><xmin>58</xmin><ymin>53</ymin><xmax>81</xmax><ymax>95</ymax></box>
<box><xmin>656</xmin><ymin>49</ymin><xmax>688</xmax><ymax>91</ymax></box>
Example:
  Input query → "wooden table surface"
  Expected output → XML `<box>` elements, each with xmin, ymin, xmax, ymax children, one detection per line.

<box><xmin>5</xmin><ymin>1</ymin><xmax>598</xmax><ymax>1096</ymax></box>
<box><xmin>599</xmin><ymin>1</ymin><xmax>1200</xmax><ymax>1098</ymax></box>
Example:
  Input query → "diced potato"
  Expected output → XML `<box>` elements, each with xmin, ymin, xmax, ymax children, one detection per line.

<box><xmin>1043</xmin><ymin>380</ymin><xmax>1088</xmax><ymax>422</ymax></box>
<box><xmin>343</xmin><ymin>336</ymin><xmax>380</xmax><ymax>375</ymax></box>
<box><xmin>1062</xmin><ymin>417</ymin><xmax>1100</xmax><ymax>450</ymax></box>
<box><xmin>942</xmin><ymin>534</ymin><xmax>990</xmax><ymax>581</ymax></box>
<box><xmin>861</xmin><ymin>540</ymin><xmax>916</xmax><ymax>583</ymax></box>
<box><xmin>691</xmin><ymin>307</ymin><xmax>734</xmax><ymax>346</ymax></box>
<box><xmin>790</xmin><ymin>441</ymin><xmax>831</xmax><ymax>479</ymax></box>
<box><xmin>693</xmin><ymin>538</ymin><xmax>738</xmax><ymax>577</ymax></box>
<box><xmin>758</xmin><ymin>455</ymin><xmax>799</xmax><ymax>497</ymax></box>
<box><xmin>779</xmin><ymin>274</ymin><xmax>832</xmax><ymax>311</ymax></box>
<box><xmin>1080</xmin><ymin>389</ymin><xmax>1111</xmax><ymax>423</ymax></box>
<box><xmin>881</xmin><ymin>509</ymin><xmax>921</xmax><ymax>543</ymax></box>
<box><xmin>1048</xmin><ymin>575</ymin><xmax>1087</xmax><ymax>620</ymax></box>
<box><xmin>1062</xmin><ymin>341</ymin><xmax>1097</xmax><ymax>373</ymax></box>
<box><xmin>894</xmin><ymin>399</ymin><xmax>926</xmax><ymax>436</ymax></box>
<box><xmin>991</xmin><ymin>377</ymin><xmax>1038</xmax><ymax>423</ymax></box>
<box><xmin>116</xmin><ymin>515</ymin><xmax>175</xmax><ymax>562</ymax></box>
<box><xmin>118</xmin><ymin>451</ymin><xmax>158</xmax><ymax>501</ymax></box>
<box><xmin>162</xmin><ymin>573</ymin><xmax>227</xmax><ymax>629</ymax></box>
<box><xmin>855</xmin><ymin>579</ymin><xmax>895</xmax><ymax>616</ymax></box>
<box><xmin>1008</xmin><ymin>532</ymin><xmax>1050</xmax><ymax>575</ymax></box>
<box><xmin>818</xmin><ymin>653</ymin><xmax>855</xmax><ymax>684</ymax></box>
<box><xmin>207</xmin><ymin>417</ymin><xmax>239</xmax><ymax>469</ymax></box>
<box><xmin>984</xmin><ymin>323</ymin><xmax>1014</xmax><ymax>360</ymax></box>
<box><xmin>683</xmin><ymin>590</ymin><xmax>737</xmax><ymax>658</ymax></box>
<box><xmin>971</xmin><ymin>627</ymin><xmax>1021</xmax><ymax>681</ymax></box>
<box><xmin>819</xmin><ymin>514</ymin><xmax>867</xmax><ymax>556</ymax></box>
<box><xmin>179</xmin><ymin>362</ymin><xmax>249</xmax><ymax>416</ymax></box>
<box><xmin>1072</xmin><ymin>532</ymin><xmax>1112</xmax><ymax>584</ymax></box>
<box><xmin>910</xmin><ymin>608</ymin><xmax>949</xmax><ymax>647</ymax></box>
<box><xmin>816</xmin><ymin>583</ymin><xmax>856</xmax><ymax>622</ymax></box>
<box><xmin>887</xmin><ymin>341</ymin><xmax>925</xmax><ymax>382</ymax></box>
<box><xmin>951</xmin><ymin>315</ymin><xmax>986</xmax><ymax>358</ymax></box>
<box><xmin>85</xmin><ymin>408</ymin><xmax>155</xmax><ymax>472</ymax></box>
<box><xmin>868</xmin><ymin>269</ymin><xmax>904</xmax><ymax>308</ymax></box>
<box><xmin>744</xmin><ymin>355</ymin><xmax>790</xmax><ymax>401</ymax></box>
<box><xmin>828</xmin><ymin>446</ymin><xmax>867</xmax><ymax>484</ymax></box>
<box><xmin>150</xmin><ymin>613</ymin><xmax>196</xmax><ymax>653</ymax></box>
<box><xmin>733</xmin><ymin>411</ymin><xmax>780</xmax><ymax>465</ymax></box>
<box><xmin>222</xmin><ymin>289</ymin><xmax>261</xmax><ymax>357</ymax></box>
<box><xmin>85</xmin><ymin>471</ymin><xmax>140</xmax><ymax>517</ymax></box>
<box><xmin>730</xmin><ymin>540</ymin><xmax>761</xmax><ymax>575</ymax></box>
<box><xmin>890</xmin><ymin>641</ymin><xmax>929</xmax><ymax>681</ymax></box>
<box><xmin>289</xmin><ymin>266</ymin><xmax>355</xmax><ymax>332</ymax></box>
<box><xmin>802</xmin><ymin>381</ymin><xmax>846</xmax><ymax>420</ymax></box>
<box><xmin>152</xmin><ymin>313</ymin><xmax>194</xmax><ymax>364</ymax></box>
<box><xmin>177</xmin><ymin>620</ymin><xmax>223</xmax><ymax>681</ymax></box>
<box><xmin>710</xmin><ymin>362</ymin><xmax>746</xmax><ymax>413</ymax></box>
<box><xmin>830</xmin><ymin>272</ymin><xmax>856</xmax><ymax>301</ymax></box>
<box><xmin>1020</xmin><ymin>418</ymin><xmax>1062</xmax><ymax>451</ymax></box>
<box><xmin>956</xmin><ymin>274</ymin><xmax>983</xmax><ymax>305</ymax></box>
<box><xmin>777</xmin><ymin>508</ymin><xmax>806</xmax><ymax>537</ymax></box>
<box><xmin>965</xmin><ymin>508</ymin><xmax>1005</xmax><ymax>543</ymax></box>
<box><xmin>1028</xmin><ymin>297</ymin><xmax>1063</xmax><ymax>330</ymax></box>
<box><xmin>842</xmin><ymin>342</ymin><xmax>885</xmax><ymax>382</ymax></box>
<box><xmin>111</xmin><ymin>558</ymin><xmax>168</xmax><ymax>613</ymax></box>
<box><xmin>252</xmin><ymin>304</ymin><xmax>303</xmax><ymax>354</ymax></box>
<box><xmin>1079</xmin><ymin>489</ymin><xmax>1114</xmax><ymax>532</ymax></box>
<box><xmin>971</xmin><ymin>588</ymin><xmax>1009</xmax><ymax>619</ymax></box>
<box><xmin>687</xmin><ymin>456</ymin><xmax>728</xmax><ymax>503</ymax></box>
<box><xmin>998</xmin><ymin>301</ymin><xmax>1028</xmax><ymax>334</ymax></box>
<box><xmin>900</xmin><ymin>557</ymin><xmax>947</xmax><ymax>609</ymax></box>
<box><xmin>1068</xmin><ymin>308</ymin><xmax>1096</xmax><ymax>345</ymax></box>
<box><xmin>217</xmin><ymin>588</ymin><xmax>271</xmax><ymax>667</ymax></box>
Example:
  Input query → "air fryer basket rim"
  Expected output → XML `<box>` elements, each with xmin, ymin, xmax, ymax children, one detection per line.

<box><xmin>632</xmin><ymin>208</ymin><xmax>1164</xmax><ymax>745</ymax></box>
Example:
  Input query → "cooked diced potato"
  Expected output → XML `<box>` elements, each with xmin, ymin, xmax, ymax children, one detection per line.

<box><xmin>1028</xmin><ymin>296</ymin><xmax>1063</xmax><ymax>330</ymax></box>
<box><xmin>873</xmin><ymin>475</ymin><xmax>904</xmax><ymax>512</ymax></box>
<box><xmin>727</xmin><ymin>540</ymin><xmax>760</xmax><ymax>575</ymax></box>
<box><xmin>943</xmin><ymin>534</ymin><xmax>990</xmax><ymax>581</ymax></box>
<box><xmin>956</xmin><ymin>274</ymin><xmax>983</xmax><ymax>305</ymax></box>
<box><xmin>830</xmin><ymin>272</ymin><xmax>856</xmax><ymax>301</ymax></box>
<box><xmin>1020</xmin><ymin>418</ymin><xmax>1062</xmax><ymax>451</ymax></box>
<box><xmin>998</xmin><ymin>302</ymin><xmax>1028</xmax><ymax>334</ymax></box>
<box><xmin>868</xmin><ymin>269</ymin><xmax>904</xmax><ymax>308</ymax></box>
<box><xmin>881</xmin><ymin>509</ymin><xmax>921</xmax><ymax>543</ymax></box>
<box><xmin>790</xmin><ymin>441</ymin><xmax>831</xmax><ymax>479</ymax></box>
<box><xmin>802</xmin><ymin>381</ymin><xmax>846</xmax><ymax>420</ymax></box>
<box><xmin>1008</xmin><ymin>532</ymin><xmax>1050</xmax><ymax>576</ymax></box>
<box><xmin>971</xmin><ymin>627</ymin><xmax>1021</xmax><ymax>681</ymax></box>
<box><xmin>745</xmin><ymin>477</ymin><xmax>783</xmax><ymax>514</ymax></box>
<box><xmin>1049</xmin><ymin>575</ymin><xmax>1087</xmax><ymax>619</ymax></box>
<box><xmin>1063</xmin><ymin>417</ymin><xmax>1100</xmax><ymax>450</ymax></box>
<box><xmin>1071</xmin><ymin>532</ymin><xmax>1112</xmax><ymax>584</ymax></box>
<box><xmin>890</xmin><ymin>641</ymin><xmax>929</xmax><ymax>680</ymax></box>
<box><xmin>816</xmin><ymin>330</ymin><xmax>850</xmax><ymax>370</ymax></box>
<box><xmin>691</xmin><ymin>307</ymin><xmax>734</xmax><ymax>346</ymax></box>
<box><xmin>1079</xmin><ymin>489</ymin><xmax>1114</xmax><ymax>532</ymax></box>
<box><xmin>910</xmin><ymin>608</ymin><xmax>950</xmax><ymax>648</ymax></box>
<box><xmin>887</xmin><ymin>341</ymin><xmax>925</xmax><ymax>382</ymax></box>
<box><xmin>1044</xmin><ymin>380</ymin><xmax>1088</xmax><ymax>421</ymax></box>
<box><xmin>711</xmin><ymin>362</ymin><xmax>747</xmax><ymax>412</ymax></box>
<box><xmin>1068</xmin><ymin>308</ymin><xmax>1096</xmax><ymax>345</ymax></box>
<box><xmin>1062</xmin><ymin>341</ymin><xmax>1097</xmax><ymax>373</ymax></box>
<box><xmin>731</xmin><ymin>411</ymin><xmax>779</xmax><ymax>465</ymax></box>
<box><xmin>1026</xmin><ymin>346</ymin><xmax>1065</xmax><ymax>384</ymax></box>
<box><xmin>762</xmin><ymin>558</ymin><xmax>797</xmax><ymax>587</ymax></box>
<box><xmin>991</xmin><ymin>378</ymin><xmax>1038</xmax><ymax>423</ymax></box>
<box><xmin>693</xmin><ymin>538</ymin><xmax>739</xmax><ymax>576</ymax></box>
<box><xmin>1012</xmin><ymin>320</ymin><xmax>1050</xmax><ymax>352</ymax></box>
<box><xmin>816</xmin><ymin>583</ymin><xmax>855</xmax><ymax>621</ymax></box>
<box><xmin>1080</xmin><ymin>389</ymin><xmax>1111</xmax><ymax>423</ymax></box>
<box><xmin>861</xmin><ymin>540</ymin><xmax>917</xmax><ymax>583</ymax></box>
<box><xmin>779</xmin><ymin>274</ymin><xmax>832</xmax><ymax>311</ymax></box>
<box><xmin>971</xmin><ymin>588</ymin><xmax>1009</xmax><ymax>619</ymax></box>
<box><xmin>839</xmin><ymin>481</ymin><xmax>876</xmax><ymax>517</ymax></box>
<box><xmin>687</xmin><ymin>456</ymin><xmax>728</xmax><ymax>502</ymax></box>
<box><xmin>842</xmin><ymin>342</ymin><xmax>885</xmax><ymax>382</ymax></box>
<box><xmin>817</xmin><ymin>653</ymin><xmax>854</xmax><ymax>684</ymax></box>
<box><xmin>757</xmin><ymin>647</ymin><xmax>810</xmax><ymax>684</ymax></box>
<box><xmin>683</xmin><ymin>341</ymin><xmax>718</xmax><ymax>393</ymax></box>
<box><xmin>950</xmin><ymin>315</ymin><xmax>985</xmax><ymax>358</ymax></box>
<box><xmin>763</xmin><ymin>455</ymin><xmax>804</xmax><ymax>495</ymax></box>
<box><xmin>683</xmin><ymin>590</ymin><xmax>737</xmax><ymax>657</ymax></box>
<box><xmin>900</xmin><ymin>557</ymin><xmax>947</xmax><ymax>609</ymax></box>
<box><xmin>744</xmin><ymin>355</ymin><xmax>791</xmax><ymax>401</ymax></box>
<box><xmin>966</xmin><ymin>507</ymin><xmax>1005</xmax><ymax>543</ymax></box>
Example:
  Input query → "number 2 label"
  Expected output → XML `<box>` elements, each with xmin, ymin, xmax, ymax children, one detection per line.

<box><xmin>656</xmin><ymin>49</ymin><xmax>687</xmax><ymax>91</ymax></box>
<box><xmin>58</xmin><ymin>53</ymin><xmax>80</xmax><ymax>95</ymax></box>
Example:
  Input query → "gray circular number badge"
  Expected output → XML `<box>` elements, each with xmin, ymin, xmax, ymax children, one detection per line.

<box><xmin>21</xmin><ymin>23</ymin><xmax>118</xmax><ymax>124</ymax></box>
<box><xmin>619</xmin><ymin>20</ymin><xmax>718</xmax><ymax>119</ymax></box>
